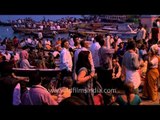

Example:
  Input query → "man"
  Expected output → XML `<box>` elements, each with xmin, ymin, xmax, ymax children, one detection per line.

<box><xmin>59</xmin><ymin>39</ymin><xmax>73</xmax><ymax>87</ymax></box>
<box><xmin>21</xmin><ymin>72</ymin><xmax>58</xmax><ymax>105</ymax></box>
<box><xmin>136</xmin><ymin>25</ymin><xmax>146</xmax><ymax>43</ymax></box>
<box><xmin>90</xmin><ymin>35</ymin><xmax>101</xmax><ymax>68</ymax></box>
<box><xmin>122</xmin><ymin>40</ymin><xmax>141</xmax><ymax>92</ymax></box>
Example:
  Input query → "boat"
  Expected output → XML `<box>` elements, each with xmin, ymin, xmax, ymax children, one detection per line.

<box><xmin>32</xmin><ymin>30</ymin><xmax>57</xmax><ymax>38</ymax></box>
<box><xmin>109</xmin><ymin>23</ymin><xmax>137</xmax><ymax>34</ymax></box>
<box><xmin>12</xmin><ymin>26</ymin><xmax>42</xmax><ymax>33</ymax></box>
<box><xmin>102</xmin><ymin>25</ymin><xmax>117</xmax><ymax>31</ymax></box>
<box><xmin>0</xmin><ymin>21</ymin><xmax>11</xmax><ymax>26</ymax></box>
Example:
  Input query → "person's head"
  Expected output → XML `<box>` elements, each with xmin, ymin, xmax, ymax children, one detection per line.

<box><xmin>118</xmin><ymin>42</ymin><xmax>124</xmax><ymax>48</ymax></box>
<box><xmin>73</xmin><ymin>35</ymin><xmax>79</xmax><ymax>42</ymax></box>
<box><xmin>138</xmin><ymin>24</ymin><xmax>143</xmax><ymax>29</ymax></box>
<box><xmin>153</xmin><ymin>22</ymin><xmax>158</xmax><ymax>27</ymax></box>
<box><xmin>126</xmin><ymin>40</ymin><xmax>136</xmax><ymax>51</ymax></box>
<box><xmin>74</xmin><ymin>40</ymin><xmax>80</xmax><ymax>47</ymax></box>
<box><xmin>76</xmin><ymin>51</ymin><xmax>91</xmax><ymax>74</ymax></box>
<box><xmin>61</xmin><ymin>39</ymin><xmax>70</xmax><ymax>49</ymax></box>
<box><xmin>20</xmin><ymin>50</ymin><xmax>29</xmax><ymax>60</ymax></box>
<box><xmin>99</xmin><ymin>39</ymin><xmax>105</xmax><ymax>47</ymax></box>
<box><xmin>0</xmin><ymin>61</ymin><xmax>14</xmax><ymax>77</ymax></box>
<box><xmin>28</xmin><ymin>72</ymin><xmax>41</xmax><ymax>86</ymax></box>
<box><xmin>149</xmin><ymin>44</ymin><xmax>158</xmax><ymax>55</ymax></box>
<box><xmin>63</xmin><ymin>76</ymin><xmax>73</xmax><ymax>89</ymax></box>
<box><xmin>95</xmin><ymin>35</ymin><xmax>103</xmax><ymax>43</ymax></box>
<box><xmin>140</xmin><ymin>44</ymin><xmax>146</xmax><ymax>50</ymax></box>
<box><xmin>80</xmin><ymin>40</ymin><xmax>90</xmax><ymax>48</ymax></box>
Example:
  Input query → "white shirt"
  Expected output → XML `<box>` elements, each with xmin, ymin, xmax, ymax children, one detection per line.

<box><xmin>90</xmin><ymin>42</ymin><xmax>101</xmax><ymax>67</ymax></box>
<box><xmin>136</xmin><ymin>28</ymin><xmax>146</xmax><ymax>40</ymax></box>
<box><xmin>60</xmin><ymin>48</ymin><xmax>73</xmax><ymax>71</ymax></box>
<box><xmin>125</xmin><ymin>68</ymin><xmax>141</xmax><ymax>89</ymax></box>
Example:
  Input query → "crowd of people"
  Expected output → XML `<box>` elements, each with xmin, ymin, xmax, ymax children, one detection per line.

<box><xmin>0</xmin><ymin>21</ymin><xmax>160</xmax><ymax>106</ymax></box>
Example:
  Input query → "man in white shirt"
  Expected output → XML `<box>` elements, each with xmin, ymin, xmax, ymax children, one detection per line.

<box><xmin>90</xmin><ymin>35</ymin><xmax>101</xmax><ymax>68</ymax></box>
<box><xmin>59</xmin><ymin>40</ymin><xmax>73</xmax><ymax>87</ymax></box>
<box><xmin>136</xmin><ymin>25</ymin><xmax>146</xmax><ymax>42</ymax></box>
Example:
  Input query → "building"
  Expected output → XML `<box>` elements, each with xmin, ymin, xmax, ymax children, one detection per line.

<box><xmin>140</xmin><ymin>15</ymin><xmax>159</xmax><ymax>28</ymax></box>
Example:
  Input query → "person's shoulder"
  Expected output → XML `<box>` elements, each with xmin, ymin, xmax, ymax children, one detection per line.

<box><xmin>134</xmin><ymin>94</ymin><xmax>142</xmax><ymax>101</ymax></box>
<box><xmin>135</xmin><ymin>94</ymin><xmax>141</xmax><ymax>99</ymax></box>
<box><xmin>60</xmin><ymin>48</ymin><xmax>65</xmax><ymax>53</ymax></box>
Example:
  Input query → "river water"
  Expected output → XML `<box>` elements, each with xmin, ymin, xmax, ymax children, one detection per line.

<box><xmin>0</xmin><ymin>15</ymin><xmax>136</xmax><ymax>41</ymax></box>
<box><xmin>0</xmin><ymin>15</ymin><xmax>82</xmax><ymax>40</ymax></box>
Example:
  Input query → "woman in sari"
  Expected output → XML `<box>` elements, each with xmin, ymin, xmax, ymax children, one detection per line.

<box><xmin>143</xmin><ymin>44</ymin><xmax>159</xmax><ymax>101</ymax></box>
<box><xmin>72</xmin><ymin>51</ymin><xmax>95</xmax><ymax>105</ymax></box>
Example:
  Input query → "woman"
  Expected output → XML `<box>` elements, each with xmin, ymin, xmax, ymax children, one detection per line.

<box><xmin>19</xmin><ymin>49</ymin><xmax>35</xmax><ymax>69</ymax></box>
<box><xmin>143</xmin><ymin>44</ymin><xmax>159</xmax><ymax>101</ymax></box>
<box><xmin>112</xmin><ymin>58</ymin><xmax>122</xmax><ymax>89</ymax></box>
<box><xmin>116</xmin><ymin>82</ymin><xmax>142</xmax><ymax>105</ymax></box>
<box><xmin>72</xmin><ymin>51</ymin><xmax>95</xmax><ymax>105</ymax></box>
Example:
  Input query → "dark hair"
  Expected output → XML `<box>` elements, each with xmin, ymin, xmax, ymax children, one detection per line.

<box><xmin>61</xmin><ymin>39</ymin><xmax>68</xmax><ymax>48</ymax></box>
<box><xmin>140</xmin><ymin>44</ymin><xmax>146</xmax><ymax>49</ymax></box>
<box><xmin>63</xmin><ymin>77</ymin><xmax>73</xmax><ymax>89</ymax></box>
<box><xmin>74</xmin><ymin>40</ymin><xmax>80</xmax><ymax>46</ymax></box>
<box><xmin>95</xmin><ymin>35</ymin><xmax>103</xmax><ymax>43</ymax></box>
<box><xmin>80</xmin><ymin>40</ymin><xmax>85</xmax><ymax>47</ymax></box>
<box><xmin>126</xmin><ymin>40</ymin><xmax>136</xmax><ymax>51</ymax></box>
<box><xmin>76</xmin><ymin>51</ymin><xmax>91</xmax><ymax>74</ymax></box>
<box><xmin>28</xmin><ymin>72</ymin><xmax>41</xmax><ymax>86</ymax></box>
<box><xmin>99</xmin><ymin>39</ymin><xmax>105</xmax><ymax>47</ymax></box>
<box><xmin>2</xmin><ymin>56</ymin><xmax>6</xmax><ymax>61</ymax></box>
<box><xmin>153</xmin><ymin>22</ymin><xmax>158</xmax><ymax>27</ymax></box>
<box><xmin>0</xmin><ymin>61</ymin><xmax>13</xmax><ymax>77</ymax></box>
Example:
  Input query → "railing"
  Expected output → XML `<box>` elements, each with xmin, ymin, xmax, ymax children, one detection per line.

<box><xmin>12</xmin><ymin>68</ymin><xmax>61</xmax><ymax>77</ymax></box>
